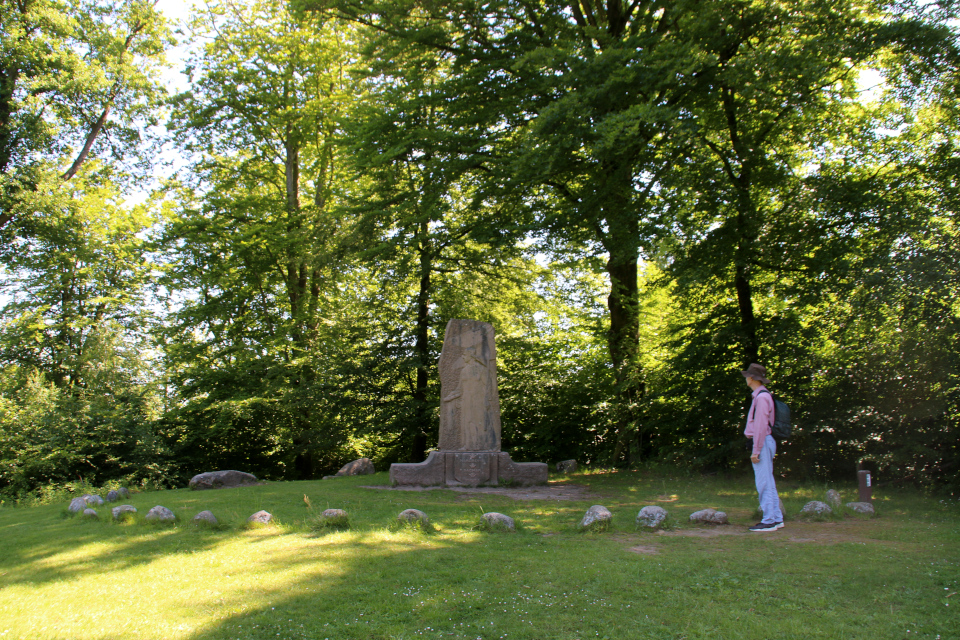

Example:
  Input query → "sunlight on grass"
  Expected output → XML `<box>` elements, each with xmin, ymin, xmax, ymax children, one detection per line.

<box><xmin>0</xmin><ymin>471</ymin><xmax>957</xmax><ymax>640</ymax></box>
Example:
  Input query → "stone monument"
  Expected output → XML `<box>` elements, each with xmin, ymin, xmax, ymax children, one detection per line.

<box><xmin>390</xmin><ymin>319</ymin><xmax>548</xmax><ymax>487</ymax></box>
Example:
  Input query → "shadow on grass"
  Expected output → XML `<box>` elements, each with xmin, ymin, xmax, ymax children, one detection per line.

<box><xmin>2</xmin><ymin>471</ymin><xmax>956</xmax><ymax>640</ymax></box>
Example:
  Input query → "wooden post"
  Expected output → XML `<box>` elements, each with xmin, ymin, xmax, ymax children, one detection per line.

<box><xmin>857</xmin><ymin>470</ymin><xmax>872</xmax><ymax>503</ymax></box>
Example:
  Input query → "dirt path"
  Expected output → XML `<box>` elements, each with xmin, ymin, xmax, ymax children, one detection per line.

<box><xmin>621</xmin><ymin>520</ymin><xmax>904</xmax><ymax>554</ymax></box>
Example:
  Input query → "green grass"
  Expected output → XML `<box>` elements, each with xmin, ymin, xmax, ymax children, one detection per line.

<box><xmin>1</xmin><ymin>469</ymin><xmax>958</xmax><ymax>640</ymax></box>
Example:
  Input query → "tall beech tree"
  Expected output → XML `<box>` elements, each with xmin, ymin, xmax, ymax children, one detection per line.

<box><xmin>314</xmin><ymin>0</ymin><xmax>724</xmax><ymax>464</ymax></box>
<box><xmin>0</xmin><ymin>0</ymin><xmax>171</xmax><ymax>231</ymax></box>
<box><xmin>647</xmin><ymin>1</ymin><xmax>959</xmax><ymax>468</ymax></box>
<box><xmin>341</xmin><ymin>35</ymin><xmax>534</xmax><ymax>461</ymax></box>
<box><xmin>163</xmin><ymin>0</ymin><xmax>360</xmax><ymax>477</ymax></box>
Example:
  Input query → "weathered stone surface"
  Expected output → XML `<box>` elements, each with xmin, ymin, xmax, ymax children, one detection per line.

<box><xmin>68</xmin><ymin>497</ymin><xmax>88</xmax><ymax>514</ymax></box>
<box><xmin>105</xmin><ymin>490</ymin><xmax>119</xmax><ymax>502</ymax></box>
<box><xmin>689</xmin><ymin>508</ymin><xmax>729</xmax><ymax>525</ymax></box>
<box><xmin>82</xmin><ymin>494</ymin><xmax>104</xmax><ymax>506</ymax></box>
<box><xmin>118</xmin><ymin>487</ymin><xmax>130</xmax><ymax>498</ymax></box>
<box><xmin>800</xmin><ymin>500</ymin><xmax>833</xmax><ymax>516</ymax></box>
<box><xmin>390</xmin><ymin>319</ymin><xmax>547</xmax><ymax>487</ymax></box>
<box><xmin>145</xmin><ymin>506</ymin><xmax>176</xmax><ymax>523</ymax></box>
<box><xmin>556</xmin><ymin>459</ymin><xmax>577</xmax><ymax>474</ymax></box>
<box><xmin>189</xmin><ymin>470</ymin><xmax>259</xmax><ymax>490</ymax></box>
<box><xmin>481</xmin><ymin>512</ymin><xmax>515</xmax><ymax>531</ymax></box>
<box><xmin>438</xmin><ymin>320</ymin><xmax>501</xmax><ymax>452</ymax></box>
<box><xmin>81</xmin><ymin>508</ymin><xmax>98</xmax><ymax>519</ymax></box>
<box><xmin>579</xmin><ymin>505</ymin><xmax>613</xmax><ymax>530</ymax></box>
<box><xmin>636</xmin><ymin>505</ymin><xmax>668</xmax><ymax>529</ymax></box>
<box><xmin>825</xmin><ymin>489</ymin><xmax>842</xmax><ymax>509</ymax></box>
<box><xmin>398</xmin><ymin>509</ymin><xmax>429</xmax><ymax>526</ymax></box>
<box><xmin>247</xmin><ymin>510</ymin><xmax>272</xmax><ymax>524</ymax></box>
<box><xmin>193</xmin><ymin>510</ymin><xmax>218</xmax><ymax>525</ymax></box>
<box><xmin>390</xmin><ymin>451</ymin><xmax>547</xmax><ymax>487</ymax></box>
<box><xmin>112</xmin><ymin>505</ymin><xmax>137</xmax><ymax>520</ymax></box>
<box><xmin>334</xmin><ymin>458</ymin><xmax>375</xmax><ymax>477</ymax></box>
<box><xmin>846</xmin><ymin>501</ymin><xmax>875</xmax><ymax>515</ymax></box>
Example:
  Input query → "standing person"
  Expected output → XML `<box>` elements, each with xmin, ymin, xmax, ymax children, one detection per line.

<box><xmin>742</xmin><ymin>363</ymin><xmax>783</xmax><ymax>532</ymax></box>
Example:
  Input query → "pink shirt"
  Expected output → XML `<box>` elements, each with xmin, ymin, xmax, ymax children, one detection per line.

<box><xmin>744</xmin><ymin>386</ymin><xmax>774</xmax><ymax>456</ymax></box>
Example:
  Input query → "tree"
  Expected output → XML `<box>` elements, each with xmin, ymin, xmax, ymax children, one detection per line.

<box><xmin>314</xmin><ymin>0</ymin><xmax>730</xmax><ymax>465</ymax></box>
<box><xmin>0</xmin><ymin>168</ymin><xmax>156</xmax><ymax>389</ymax></box>
<box><xmin>648</xmin><ymin>0</ymin><xmax>959</xmax><ymax>470</ymax></box>
<box><xmin>0</xmin><ymin>170</ymin><xmax>172</xmax><ymax>497</ymax></box>
<box><xmin>162</xmin><ymin>0</ymin><xmax>362</xmax><ymax>478</ymax></box>
<box><xmin>339</xmin><ymin>30</ymin><xmax>538</xmax><ymax>461</ymax></box>
<box><xmin>0</xmin><ymin>0</ymin><xmax>171</xmax><ymax>230</ymax></box>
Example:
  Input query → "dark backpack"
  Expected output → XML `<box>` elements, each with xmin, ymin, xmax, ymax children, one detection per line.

<box><xmin>755</xmin><ymin>390</ymin><xmax>792</xmax><ymax>441</ymax></box>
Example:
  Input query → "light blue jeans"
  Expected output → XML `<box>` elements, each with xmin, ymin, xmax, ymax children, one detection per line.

<box><xmin>752</xmin><ymin>435</ymin><xmax>782</xmax><ymax>524</ymax></box>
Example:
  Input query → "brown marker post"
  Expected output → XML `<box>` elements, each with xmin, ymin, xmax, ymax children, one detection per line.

<box><xmin>857</xmin><ymin>469</ymin><xmax>873</xmax><ymax>503</ymax></box>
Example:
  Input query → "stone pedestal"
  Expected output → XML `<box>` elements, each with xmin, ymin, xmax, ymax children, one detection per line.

<box><xmin>390</xmin><ymin>451</ymin><xmax>547</xmax><ymax>487</ymax></box>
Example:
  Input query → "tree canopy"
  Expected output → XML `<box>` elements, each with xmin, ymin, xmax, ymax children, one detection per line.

<box><xmin>1</xmin><ymin>0</ymin><xmax>958</xmax><ymax>499</ymax></box>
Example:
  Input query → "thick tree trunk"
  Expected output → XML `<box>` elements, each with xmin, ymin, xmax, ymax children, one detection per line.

<box><xmin>606</xmin><ymin>252</ymin><xmax>644</xmax><ymax>466</ymax></box>
<box><xmin>284</xmin><ymin>137</ymin><xmax>307</xmax><ymax>348</ymax></box>
<box><xmin>411</xmin><ymin>223</ymin><xmax>432</xmax><ymax>462</ymax></box>
<box><xmin>0</xmin><ymin>64</ymin><xmax>18</xmax><ymax>176</ymax></box>
<box><xmin>734</xmin><ymin>259</ymin><xmax>759</xmax><ymax>366</ymax></box>
<box><xmin>734</xmin><ymin>204</ymin><xmax>759</xmax><ymax>366</ymax></box>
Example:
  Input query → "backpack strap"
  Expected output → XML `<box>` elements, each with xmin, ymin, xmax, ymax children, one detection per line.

<box><xmin>752</xmin><ymin>389</ymin><xmax>774</xmax><ymax>427</ymax></box>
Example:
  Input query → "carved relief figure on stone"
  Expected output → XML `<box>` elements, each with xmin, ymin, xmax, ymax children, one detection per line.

<box><xmin>438</xmin><ymin>320</ymin><xmax>500</xmax><ymax>451</ymax></box>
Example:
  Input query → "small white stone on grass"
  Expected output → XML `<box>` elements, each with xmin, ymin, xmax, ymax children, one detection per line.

<box><xmin>82</xmin><ymin>494</ymin><xmax>104</xmax><ymax>506</ymax></box>
<box><xmin>194</xmin><ymin>510</ymin><xmax>218</xmax><ymax>525</ymax></box>
<box><xmin>800</xmin><ymin>501</ymin><xmax>832</xmax><ymax>516</ymax></box>
<box><xmin>145</xmin><ymin>506</ymin><xmax>176</xmax><ymax>523</ymax></box>
<box><xmin>81</xmin><ymin>508</ymin><xmax>98</xmax><ymax>519</ymax></box>
<box><xmin>312</xmin><ymin>508</ymin><xmax>348</xmax><ymax>530</ymax></box>
<box><xmin>846</xmin><ymin>502</ymin><xmax>875</xmax><ymax>515</ymax></box>
<box><xmin>247</xmin><ymin>510</ymin><xmax>273</xmax><ymax>524</ymax></box>
<box><xmin>579</xmin><ymin>505</ymin><xmax>612</xmax><ymax>531</ymax></box>
<box><xmin>68</xmin><ymin>497</ymin><xmax>88</xmax><ymax>514</ymax></box>
<box><xmin>636</xmin><ymin>505</ymin><xmax>668</xmax><ymax>529</ymax></box>
<box><xmin>112</xmin><ymin>505</ymin><xmax>137</xmax><ymax>520</ymax></box>
<box><xmin>398</xmin><ymin>509</ymin><xmax>429</xmax><ymax>526</ymax></box>
<box><xmin>105</xmin><ymin>490</ymin><xmax>119</xmax><ymax>502</ymax></box>
<box><xmin>481</xmin><ymin>512</ymin><xmax>516</xmax><ymax>532</ymax></box>
<box><xmin>689</xmin><ymin>508</ymin><xmax>729</xmax><ymax>525</ymax></box>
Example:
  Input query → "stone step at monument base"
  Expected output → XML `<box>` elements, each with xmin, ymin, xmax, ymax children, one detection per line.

<box><xmin>390</xmin><ymin>451</ymin><xmax>548</xmax><ymax>487</ymax></box>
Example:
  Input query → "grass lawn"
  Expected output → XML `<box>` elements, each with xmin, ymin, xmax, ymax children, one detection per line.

<box><xmin>1</xmin><ymin>468</ymin><xmax>957</xmax><ymax>640</ymax></box>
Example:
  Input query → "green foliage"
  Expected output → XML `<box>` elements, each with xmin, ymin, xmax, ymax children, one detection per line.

<box><xmin>0</xmin><ymin>0</ymin><xmax>172</xmax><ymax>225</ymax></box>
<box><xmin>0</xmin><ymin>169</ymin><xmax>175</xmax><ymax>499</ymax></box>
<box><xmin>0</xmin><ymin>366</ymin><xmax>175</xmax><ymax>499</ymax></box>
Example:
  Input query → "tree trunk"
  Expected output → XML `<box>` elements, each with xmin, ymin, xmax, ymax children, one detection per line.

<box><xmin>734</xmin><ymin>258</ymin><xmax>759</xmax><ymax>366</ymax></box>
<box><xmin>734</xmin><ymin>199</ymin><xmax>759</xmax><ymax>366</ymax></box>
<box><xmin>606</xmin><ymin>252</ymin><xmax>644</xmax><ymax>466</ymax></box>
<box><xmin>0</xmin><ymin>64</ymin><xmax>18</xmax><ymax>176</ymax></box>
<box><xmin>284</xmin><ymin>136</ymin><xmax>306</xmax><ymax>348</ymax></box>
<box><xmin>411</xmin><ymin>221</ymin><xmax>432</xmax><ymax>462</ymax></box>
<box><xmin>61</xmin><ymin>104</ymin><xmax>111</xmax><ymax>181</ymax></box>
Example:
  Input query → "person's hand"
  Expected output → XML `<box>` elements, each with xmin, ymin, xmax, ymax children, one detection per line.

<box><xmin>750</xmin><ymin>453</ymin><xmax>760</xmax><ymax>464</ymax></box>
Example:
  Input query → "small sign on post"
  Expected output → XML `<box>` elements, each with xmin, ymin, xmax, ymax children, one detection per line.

<box><xmin>857</xmin><ymin>469</ymin><xmax>872</xmax><ymax>503</ymax></box>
